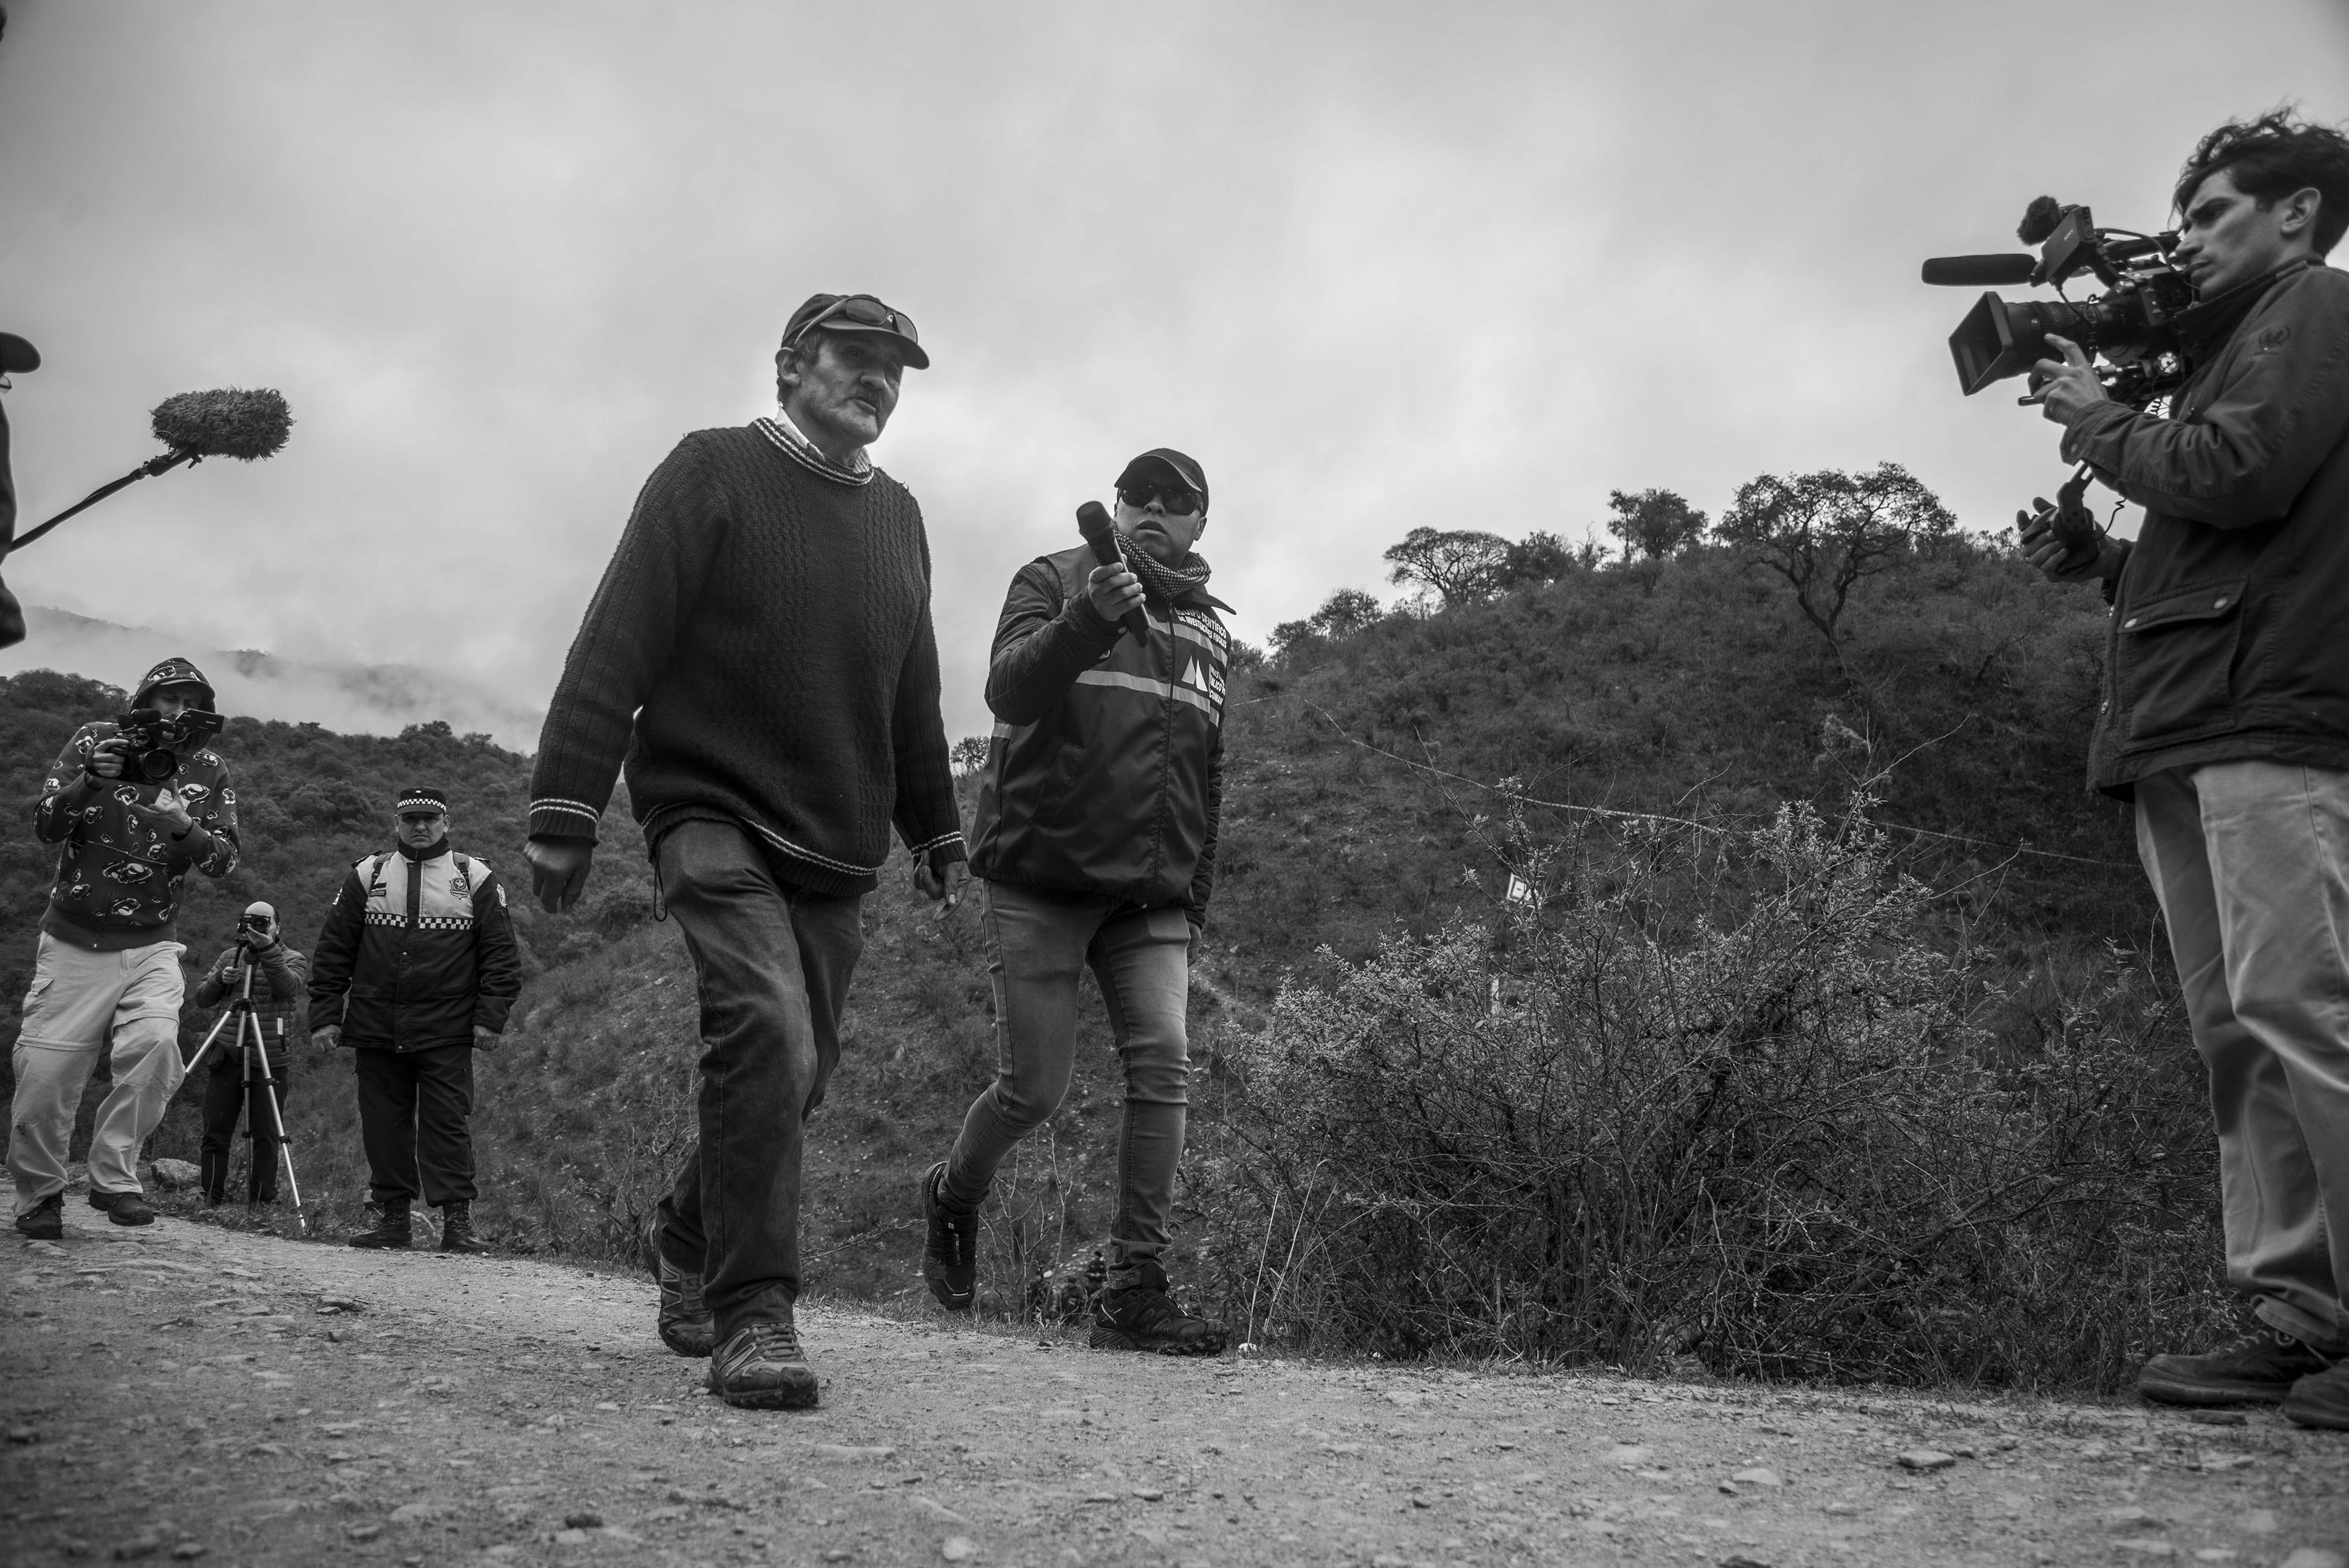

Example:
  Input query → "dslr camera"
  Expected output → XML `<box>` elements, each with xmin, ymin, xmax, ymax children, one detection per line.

<box><xmin>1925</xmin><ymin>196</ymin><xmax>2197</xmax><ymax>408</ymax></box>
<box><xmin>109</xmin><ymin>705</ymin><xmax>226</xmax><ymax>782</ymax></box>
<box><xmin>235</xmin><ymin>911</ymin><xmax>273</xmax><ymax>948</ymax></box>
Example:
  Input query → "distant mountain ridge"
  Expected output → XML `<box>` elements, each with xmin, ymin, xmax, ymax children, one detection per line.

<box><xmin>0</xmin><ymin>605</ymin><xmax>544</xmax><ymax>751</ymax></box>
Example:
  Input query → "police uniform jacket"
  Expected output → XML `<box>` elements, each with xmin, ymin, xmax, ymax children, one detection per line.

<box><xmin>967</xmin><ymin>544</ymin><xmax>1231</xmax><ymax>927</ymax></box>
<box><xmin>308</xmin><ymin>842</ymin><xmax>520</xmax><ymax>1052</ymax></box>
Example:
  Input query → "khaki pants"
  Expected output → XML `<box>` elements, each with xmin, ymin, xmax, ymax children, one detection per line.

<box><xmin>7</xmin><ymin>934</ymin><xmax>187</xmax><ymax>1213</ymax></box>
<box><xmin>2137</xmin><ymin>761</ymin><xmax>2349</xmax><ymax>1353</ymax></box>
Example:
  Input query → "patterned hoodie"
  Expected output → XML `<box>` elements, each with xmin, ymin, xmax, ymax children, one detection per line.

<box><xmin>32</xmin><ymin>658</ymin><xmax>241</xmax><ymax>951</ymax></box>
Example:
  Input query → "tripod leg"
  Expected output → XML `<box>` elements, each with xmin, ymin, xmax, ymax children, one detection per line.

<box><xmin>183</xmin><ymin>1008</ymin><xmax>235</xmax><ymax>1079</ymax></box>
<box><xmin>244</xmin><ymin>1014</ymin><xmax>304</xmax><ymax>1230</ymax></box>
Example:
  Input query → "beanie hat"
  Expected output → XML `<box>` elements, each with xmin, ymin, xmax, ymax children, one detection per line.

<box><xmin>133</xmin><ymin>656</ymin><xmax>215</xmax><ymax>710</ymax></box>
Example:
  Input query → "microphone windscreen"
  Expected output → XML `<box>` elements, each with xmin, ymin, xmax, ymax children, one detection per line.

<box><xmin>1921</xmin><ymin>255</ymin><xmax>2039</xmax><ymax>286</ymax></box>
<box><xmin>2016</xmin><ymin>196</ymin><xmax>2065</xmax><ymax>247</ymax></box>
<box><xmin>151</xmin><ymin>389</ymin><xmax>293</xmax><ymax>461</ymax></box>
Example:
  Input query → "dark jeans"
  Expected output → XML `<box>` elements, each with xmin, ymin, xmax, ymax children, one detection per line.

<box><xmin>939</xmin><ymin>880</ymin><xmax>1192</xmax><ymax>1288</ymax></box>
<box><xmin>200</xmin><ymin>1050</ymin><xmax>292</xmax><ymax>1203</ymax></box>
<box><xmin>650</xmin><ymin>820</ymin><xmax>865</xmax><ymax>1339</ymax></box>
<box><xmin>353</xmin><ymin>1044</ymin><xmax>475</xmax><ymax>1207</ymax></box>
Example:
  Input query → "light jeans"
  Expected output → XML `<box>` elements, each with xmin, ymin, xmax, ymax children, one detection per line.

<box><xmin>2136</xmin><ymin>760</ymin><xmax>2349</xmax><ymax>1353</ymax></box>
<box><xmin>939</xmin><ymin>880</ymin><xmax>1193</xmax><ymax>1288</ymax></box>
<box><xmin>8</xmin><ymin>934</ymin><xmax>188</xmax><ymax>1211</ymax></box>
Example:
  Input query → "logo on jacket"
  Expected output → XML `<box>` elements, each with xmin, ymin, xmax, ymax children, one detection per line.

<box><xmin>113</xmin><ymin>786</ymin><xmax>139</xmax><ymax>806</ymax></box>
<box><xmin>107</xmin><ymin>898</ymin><xmax>143</xmax><ymax>918</ymax></box>
<box><xmin>177</xmin><ymin>782</ymin><xmax>211</xmax><ymax>804</ymax></box>
<box><xmin>102</xmin><ymin>861</ymin><xmax>156</xmax><ymax>885</ymax></box>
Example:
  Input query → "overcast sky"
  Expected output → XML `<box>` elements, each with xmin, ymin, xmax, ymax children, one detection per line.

<box><xmin>4</xmin><ymin>1</ymin><xmax>2346</xmax><ymax>745</ymax></box>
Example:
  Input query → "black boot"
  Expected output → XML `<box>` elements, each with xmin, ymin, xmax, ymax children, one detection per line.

<box><xmin>439</xmin><ymin>1201</ymin><xmax>490</xmax><ymax>1255</ymax></box>
<box><xmin>348</xmin><ymin>1197</ymin><xmax>412</xmax><ymax>1249</ymax></box>
<box><xmin>201</xmin><ymin>1150</ymin><xmax>228</xmax><ymax>1208</ymax></box>
<box><xmin>1090</xmin><ymin>1258</ymin><xmax>1229</xmax><ymax>1357</ymax></box>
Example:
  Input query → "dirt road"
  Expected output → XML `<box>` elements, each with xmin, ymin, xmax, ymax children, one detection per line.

<box><xmin>5</xmin><ymin>1213</ymin><xmax>2346</xmax><ymax>1568</ymax></box>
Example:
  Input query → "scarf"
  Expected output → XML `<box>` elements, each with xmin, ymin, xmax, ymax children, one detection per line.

<box><xmin>398</xmin><ymin>835</ymin><xmax>450</xmax><ymax>863</ymax></box>
<box><xmin>754</xmin><ymin>408</ymin><xmax>873</xmax><ymax>487</ymax></box>
<box><xmin>1116</xmin><ymin>534</ymin><xmax>1213</xmax><ymax>606</ymax></box>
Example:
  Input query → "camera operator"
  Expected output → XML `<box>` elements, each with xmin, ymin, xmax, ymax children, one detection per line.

<box><xmin>2019</xmin><ymin>111</ymin><xmax>2349</xmax><ymax>1429</ymax></box>
<box><xmin>8</xmin><ymin>658</ymin><xmax>240</xmax><ymax>1238</ymax></box>
<box><xmin>308</xmin><ymin>788</ymin><xmax>518</xmax><ymax>1255</ymax></box>
<box><xmin>188</xmin><ymin>901</ymin><xmax>308</xmax><ymax>1207</ymax></box>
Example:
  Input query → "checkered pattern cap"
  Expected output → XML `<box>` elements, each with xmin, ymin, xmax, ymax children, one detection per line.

<box><xmin>397</xmin><ymin>787</ymin><xmax>448</xmax><ymax>814</ymax></box>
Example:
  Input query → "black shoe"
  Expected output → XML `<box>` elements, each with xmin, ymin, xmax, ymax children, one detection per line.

<box><xmin>1089</xmin><ymin>1258</ymin><xmax>1229</xmax><ymax>1357</ymax></box>
<box><xmin>2138</xmin><ymin>1325</ymin><xmax>2334</xmax><ymax>1406</ymax></box>
<box><xmin>87</xmin><ymin>1189</ymin><xmax>154</xmax><ymax>1227</ymax></box>
<box><xmin>15</xmin><ymin>1193</ymin><xmax>63</xmax><ymax>1240</ymax></box>
<box><xmin>438</xmin><ymin>1201</ymin><xmax>490</xmax><ymax>1255</ymax></box>
<box><xmin>347</xmin><ymin>1199</ymin><xmax>412</xmax><ymax>1250</ymax></box>
<box><xmin>2283</xmin><ymin>1361</ymin><xmax>2349</xmax><ymax>1429</ymax></box>
<box><xmin>707</xmin><ymin>1319</ymin><xmax>819</xmax><ymax>1410</ymax></box>
<box><xmin>201</xmin><ymin>1151</ymin><xmax>228</xmax><ymax>1209</ymax></box>
<box><xmin>921</xmin><ymin>1162</ymin><xmax>978</xmax><ymax>1311</ymax></box>
<box><xmin>646</xmin><ymin>1216</ymin><xmax>714</xmax><ymax>1358</ymax></box>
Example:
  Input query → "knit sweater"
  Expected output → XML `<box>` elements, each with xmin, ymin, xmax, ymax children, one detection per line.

<box><xmin>528</xmin><ymin>422</ymin><xmax>964</xmax><ymax>896</ymax></box>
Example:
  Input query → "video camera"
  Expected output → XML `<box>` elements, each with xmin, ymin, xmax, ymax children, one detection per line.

<box><xmin>1925</xmin><ymin>196</ymin><xmax>2195</xmax><ymax>408</ymax></box>
<box><xmin>110</xmin><ymin>706</ymin><xmax>225</xmax><ymax>782</ymax></box>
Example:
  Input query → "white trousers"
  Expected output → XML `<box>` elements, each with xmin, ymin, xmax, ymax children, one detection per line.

<box><xmin>7</xmin><ymin>934</ymin><xmax>187</xmax><ymax>1212</ymax></box>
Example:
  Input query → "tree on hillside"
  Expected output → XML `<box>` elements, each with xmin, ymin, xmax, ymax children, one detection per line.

<box><xmin>950</xmin><ymin>735</ymin><xmax>991</xmax><ymax>776</ymax></box>
<box><xmin>1718</xmin><ymin>462</ymin><xmax>1957</xmax><ymax>652</ymax></box>
<box><xmin>1384</xmin><ymin>528</ymin><xmax>1510</xmax><ymax>609</ymax></box>
<box><xmin>1272</xmin><ymin>588</ymin><xmax>1385</xmax><ymax>656</ymax></box>
<box><xmin>1603</xmin><ymin>488</ymin><xmax>1710</xmax><ymax>563</ymax></box>
<box><xmin>1498</xmin><ymin>530</ymin><xmax>1580</xmax><ymax>590</ymax></box>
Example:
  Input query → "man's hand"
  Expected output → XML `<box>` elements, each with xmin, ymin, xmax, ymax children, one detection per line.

<box><xmin>473</xmin><ymin>1026</ymin><xmax>499</xmax><ymax>1052</ymax></box>
<box><xmin>128</xmin><ymin>792</ymin><xmax>194</xmax><ymax>839</ymax></box>
<box><xmin>1085</xmin><ymin>563</ymin><xmax>1144</xmax><ymax>625</ymax></box>
<box><xmin>312</xmin><ymin>1024</ymin><xmax>341</xmax><ymax>1052</ymax></box>
<box><xmin>85</xmin><ymin>739</ymin><xmax>129</xmax><ymax>780</ymax></box>
<box><xmin>2018</xmin><ymin>495</ymin><xmax>2127</xmax><ymax>585</ymax></box>
<box><xmin>526</xmin><ymin>837</ymin><xmax>594</xmax><ymax>915</ymax></box>
<box><xmin>2021</xmin><ymin>334</ymin><xmax>2110</xmax><ymax>426</ymax></box>
<box><xmin>913</xmin><ymin>854</ymin><xmax>969</xmax><ymax>914</ymax></box>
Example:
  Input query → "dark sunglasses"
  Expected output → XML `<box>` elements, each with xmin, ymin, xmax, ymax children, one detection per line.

<box><xmin>792</xmin><ymin>294</ymin><xmax>919</xmax><ymax>349</ymax></box>
<box><xmin>1116</xmin><ymin>483</ymin><xmax>1202</xmax><ymax>516</ymax></box>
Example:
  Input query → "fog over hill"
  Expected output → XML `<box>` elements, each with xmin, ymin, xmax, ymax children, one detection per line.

<box><xmin>0</xmin><ymin>606</ymin><xmax>544</xmax><ymax>751</ymax></box>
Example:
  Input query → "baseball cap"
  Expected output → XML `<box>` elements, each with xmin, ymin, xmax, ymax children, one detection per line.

<box><xmin>780</xmin><ymin>293</ymin><xmax>929</xmax><ymax>370</ymax></box>
<box><xmin>0</xmin><ymin>333</ymin><xmax>37</xmax><ymax>375</ymax></box>
<box><xmin>1115</xmin><ymin>448</ymin><xmax>1209</xmax><ymax>512</ymax></box>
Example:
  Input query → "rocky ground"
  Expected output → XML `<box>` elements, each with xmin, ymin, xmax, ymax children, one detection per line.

<box><xmin>5</xmin><ymin>1210</ymin><xmax>2348</xmax><ymax>1568</ymax></box>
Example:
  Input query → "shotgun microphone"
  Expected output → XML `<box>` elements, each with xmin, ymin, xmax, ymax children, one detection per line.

<box><xmin>1920</xmin><ymin>254</ymin><xmax>2039</xmax><ymax>286</ymax></box>
<box><xmin>1075</xmin><ymin>501</ymin><xmax>1150</xmax><ymax>644</ymax></box>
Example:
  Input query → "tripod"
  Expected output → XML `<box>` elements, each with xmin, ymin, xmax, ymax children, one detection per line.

<box><xmin>185</xmin><ymin>947</ymin><xmax>307</xmax><ymax>1235</ymax></box>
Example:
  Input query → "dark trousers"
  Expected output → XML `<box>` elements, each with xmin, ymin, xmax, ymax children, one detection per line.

<box><xmin>650</xmin><ymin>820</ymin><xmax>865</xmax><ymax>1339</ymax></box>
<box><xmin>199</xmin><ymin>1051</ymin><xmax>292</xmax><ymax>1203</ymax></box>
<box><xmin>353</xmin><ymin>1044</ymin><xmax>475</xmax><ymax>1207</ymax></box>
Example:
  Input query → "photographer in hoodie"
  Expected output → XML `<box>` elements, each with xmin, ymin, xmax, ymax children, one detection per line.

<box><xmin>9</xmin><ymin>658</ymin><xmax>239</xmax><ymax>1238</ymax></box>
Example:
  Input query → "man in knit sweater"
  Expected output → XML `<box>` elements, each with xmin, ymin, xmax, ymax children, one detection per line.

<box><xmin>525</xmin><ymin>292</ymin><xmax>967</xmax><ymax>1410</ymax></box>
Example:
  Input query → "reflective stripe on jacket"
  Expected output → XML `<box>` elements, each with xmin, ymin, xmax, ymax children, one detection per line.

<box><xmin>967</xmin><ymin>544</ymin><xmax>1229</xmax><ymax>924</ymax></box>
<box><xmin>308</xmin><ymin>847</ymin><xmax>521</xmax><ymax>1050</ymax></box>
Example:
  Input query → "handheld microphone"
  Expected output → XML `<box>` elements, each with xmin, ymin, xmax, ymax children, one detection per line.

<box><xmin>1075</xmin><ymin>501</ymin><xmax>1150</xmax><ymax>644</ymax></box>
<box><xmin>1920</xmin><ymin>255</ymin><xmax>2039</xmax><ymax>287</ymax></box>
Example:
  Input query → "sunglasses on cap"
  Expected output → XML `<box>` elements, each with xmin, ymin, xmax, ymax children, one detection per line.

<box><xmin>790</xmin><ymin>294</ymin><xmax>920</xmax><ymax>351</ymax></box>
<box><xmin>1116</xmin><ymin>483</ymin><xmax>1203</xmax><ymax>516</ymax></box>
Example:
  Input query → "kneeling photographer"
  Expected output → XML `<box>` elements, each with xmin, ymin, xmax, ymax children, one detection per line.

<box><xmin>2016</xmin><ymin>112</ymin><xmax>2349</xmax><ymax>1429</ymax></box>
<box><xmin>188</xmin><ymin>902</ymin><xmax>307</xmax><ymax>1208</ymax></box>
<box><xmin>8</xmin><ymin>658</ymin><xmax>240</xmax><ymax>1238</ymax></box>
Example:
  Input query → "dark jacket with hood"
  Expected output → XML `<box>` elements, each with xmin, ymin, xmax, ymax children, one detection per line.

<box><xmin>967</xmin><ymin>544</ymin><xmax>1231</xmax><ymax>927</ymax></box>
<box><xmin>308</xmin><ymin>839</ymin><xmax>520</xmax><ymax>1052</ymax></box>
<box><xmin>31</xmin><ymin>658</ymin><xmax>239</xmax><ymax>951</ymax></box>
<box><xmin>2063</xmin><ymin>259</ymin><xmax>2349</xmax><ymax>798</ymax></box>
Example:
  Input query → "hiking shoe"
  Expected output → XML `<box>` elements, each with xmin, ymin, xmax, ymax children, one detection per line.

<box><xmin>646</xmin><ymin>1216</ymin><xmax>714</xmax><ymax>1358</ymax></box>
<box><xmin>920</xmin><ymin>1161</ymin><xmax>977</xmax><ymax>1311</ymax></box>
<box><xmin>2283</xmin><ymin>1360</ymin><xmax>2349</xmax><ymax>1430</ymax></box>
<box><xmin>438</xmin><ymin>1201</ymin><xmax>490</xmax><ymax>1255</ymax></box>
<box><xmin>1089</xmin><ymin>1258</ymin><xmax>1229</xmax><ymax>1357</ymax></box>
<box><xmin>87</xmin><ymin>1189</ymin><xmax>154</xmax><ymax>1227</ymax></box>
<box><xmin>15</xmin><ymin>1193</ymin><xmax>63</xmax><ymax>1240</ymax></box>
<box><xmin>2138</xmin><ymin>1325</ymin><xmax>2334</xmax><ymax>1406</ymax></box>
<box><xmin>347</xmin><ymin>1199</ymin><xmax>412</xmax><ymax>1250</ymax></box>
<box><xmin>707</xmin><ymin>1319</ymin><xmax>819</xmax><ymax>1410</ymax></box>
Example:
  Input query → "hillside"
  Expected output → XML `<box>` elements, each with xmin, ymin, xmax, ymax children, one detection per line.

<box><xmin>0</xmin><ymin>536</ymin><xmax>2220</xmax><ymax>1391</ymax></box>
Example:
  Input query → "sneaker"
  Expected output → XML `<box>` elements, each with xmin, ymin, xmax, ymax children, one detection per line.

<box><xmin>438</xmin><ymin>1201</ymin><xmax>490</xmax><ymax>1255</ymax></box>
<box><xmin>87</xmin><ymin>1189</ymin><xmax>154</xmax><ymax>1227</ymax></box>
<box><xmin>347</xmin><ymin>1199</ymin><xmax>412</xmax><ymax>1250</ymax></box>
<box><xmin>646</xmin><ymin>1216</ymin><xmax>714</xmax><ymax>1358</ymax></box>
<box><xmin>1089</xmin><ymin>1258</ymin><xmax>1229</xmax><ymax>1357</ymax></box>
<box><xmin>2283</xmin><ymin>1360</ymin><xmax>2349</xmax><ymax>1430</ymax></box>
<box><xmin>15</xmin><ymin>1193</ymin><xmax>64</xmax><ymax>1240</ymax></box>
<box><xmin>920</xmin><ymin>1162</ymin><xmax>977</xmax><ymax>1311</ymax></box>
<box><xmin>707</xmin><ymin>1319</ymin><xmax>819</xmax><ymax>1410</ymax></box>
<box><xmin>2138</xmin><ymin>1325</ymin><xmax>2334</xmax><ymax>1406</ymax></box>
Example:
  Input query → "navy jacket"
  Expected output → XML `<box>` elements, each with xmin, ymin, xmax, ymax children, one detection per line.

<box><xmin>968</xmin><ymin>544</ymin><xmax>1231</xmax><ymax>926</ymax></box>
<box><xmin>308</xmin><ymin>844</ymin><xmax>520</xmax><ymax>1052</ymax></box>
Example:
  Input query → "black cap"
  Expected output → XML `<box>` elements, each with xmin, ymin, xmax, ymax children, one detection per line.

<box><xmin>780</xmin><ymin>293</ymin><xmax>929</xmax><ymax>371</ymax></box>
<box><xmin>396</xmin><ymin>787</ymin><xmax>449</xmax><ymax>814</ymax></box>
<box><xmin>1115</xmin><ymin>448</ymin><xmax>1209</xmax><ymax>511</ymax></box>
<box><xmin>0</xmin><ymin>333</ymin><xmax>37</xmax><ymax>375</ymax></box>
